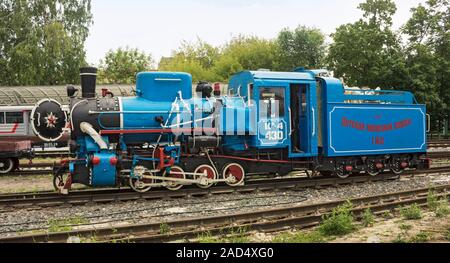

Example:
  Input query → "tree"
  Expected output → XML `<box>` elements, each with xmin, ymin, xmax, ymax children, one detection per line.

<box><xmin>327</xmin><ymin>0</ymin><xmax>406</xmax><ymax>88</ymax></box>
<box><xmin>276</xmin><ymin>26</ymin><xmax>326</xmax><ymax>71</ymax></box>
<box><xmin>0</xmin><ymin>0</ymin><xmax>93</xmax><ymax>86</ymax></box>
<box><xmin>158</xmin><ymin>39</ymin><xmax>220</xmax><ymax>82</ymax></box>
<box><xmin>98</xmin><ymin>47</ymin><xmax>154</xmax><ymax>84</ymax></box>
<box><xmin>403</xmin><ymin>0</ymin><xmax>450</xmax><ymax>128</ymax></box>
<box><xmin>214</xmin><ymin>36</ymin><xmax>279</xmax><ymax>81</ymax></box>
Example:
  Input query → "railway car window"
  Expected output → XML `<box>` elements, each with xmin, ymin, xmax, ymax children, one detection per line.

<box><xmin>5</xmin><ymin>112</ymin><xmax>24</xmax><ymax>124</ymax></box>
<box><xmin>259</xmin><ymin>87</ymin><xmax>285</xmax><ymax>118</ymax></box>
<box><xmin>0</xmin><ymin>112</ymin><xmax>4</xmax><ymax>123</ymax></box>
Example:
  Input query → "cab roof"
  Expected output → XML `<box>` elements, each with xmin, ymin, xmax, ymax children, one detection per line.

<box><xmin>240</xmin><ymin>70</ymin><xmax>316</xmax><ymax>81</ymax></box>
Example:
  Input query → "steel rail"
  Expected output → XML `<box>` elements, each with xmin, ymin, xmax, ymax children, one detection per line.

<box><xmin>0</xmin><ymin>173</ymin><xmax>402</xmax><ymax>208</ymax></box>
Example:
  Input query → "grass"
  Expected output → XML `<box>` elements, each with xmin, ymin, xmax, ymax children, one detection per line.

<box><xmin>399</xmin><ymin>223</ymin><xmax>412</xmax><ymax>231</ymax></box>
<box><xmin>197</xmin><ymin>231</ymin><xmax>221</xmax><ymax>243</ymax></box>
<box><xmin>382</xmin><ymin>211</ymin><xmax>393</xmax><ymax>219</ymax></box>
<box><xmin>272</xmin><ymin>230</ymin><xmax>325</xmax><ymax>243</ymax></box>
<box><xmin>399</xmin><ymin>204</ymin><xmax>422</xmax><ymax>220</ymax></box>
<box><xmin>393</xmin><ymin>223</ymin><xmax>412</xmax><ymax>243</ymax></box>
<box><xmin>410</xmin><ymin>232</ymin><xmax>431</xmax><ymax>243</ymax></box>
<box><xmin>318</xmin><ymin>201</ymin><xmax>355</xmax><ymax>236</ymax></box>
<box><xmin>197</xmin><ymin>227</ymin><xmax>250</xmax><ymax>243</ymax></box>
<box><xmin>427</xmin><ymin>189</ymin><xmax>450</xmax><ymax>217</ymax></box>
<box><xmin>427</xmin><ymin>190</ymin><xmax>440</xmax><ymax>211</ymax></box>
<box><xmin>48</xmin><ymin>216</ymin><xmax>89</xmax><ymax>233</ymax></box>
<box><xmin>226</xmin><ymin>227</ymin><xmax>250</xmax><ymax>243</ymax></box>
<box><xmin>435</xmin><ymin>203</ymin><xmax>450</xmax><ymax>217</ymax></box>
<box><xmin>393</xmin><ymin>234</ymin><xmax>407</xmax><ymax>243</ymax></box>
<box><xmin>159</xmin><ymin>223</ymin><xmax>170</xmax><ymax>234</ymax></box>
<box><xmin>362</xmin><ymin>208</ymin><xmax>375</xmax><ymax>227</ymax></box>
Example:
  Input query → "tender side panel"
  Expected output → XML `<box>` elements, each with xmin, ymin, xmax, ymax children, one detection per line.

<box><xmin>325</xmin><ymin>103</ymin><xmax>426</xmax><ymax>157</ymax></box>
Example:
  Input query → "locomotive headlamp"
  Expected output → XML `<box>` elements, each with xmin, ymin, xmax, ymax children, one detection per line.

<box><xmin>91</xmin><ymin>156</ymin><xmax>101</xmax><ymax>166</ymax></box>
<box><xmin>110</xmin><ymin>157</ymin><xmax>118</xmax><ymax>166</ymax></box>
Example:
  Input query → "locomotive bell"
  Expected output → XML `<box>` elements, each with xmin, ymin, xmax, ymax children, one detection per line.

<box><xmin>31</xmin><ymin>99</ymin><xmax>68</xmax><ymax>142</ymax></box>
<box><xmin>80</xmin><ymin>67</ymin><xmax>97</xmax><ymax>98</ymax></box>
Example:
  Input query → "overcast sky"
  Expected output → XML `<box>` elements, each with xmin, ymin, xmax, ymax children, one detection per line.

<box><xmin>85</xmin><ymin>0</ymin><xmax>426</xmax><ymax>65</ymax></box>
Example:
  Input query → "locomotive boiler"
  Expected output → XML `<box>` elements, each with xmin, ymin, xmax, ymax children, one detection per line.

<box><xmin>31</xmin><ymin>67</ymin><xmax>431</xmax><ymax>194</ymax></box>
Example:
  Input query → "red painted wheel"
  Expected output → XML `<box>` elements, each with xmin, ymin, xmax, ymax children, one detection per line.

<box><xmin>163</xmin><ymin>166</ymin><xmax>185</xmax><ymax>191</ymax></box>
<box><xmin>222</xmin><ymin>163</ymin><xmax>245</xmax><ymax>187</ymax></box>
<box><xmin>195</xmin><ymin>164</ymin><xmax>217</xmax><ymax>189</ymax></box>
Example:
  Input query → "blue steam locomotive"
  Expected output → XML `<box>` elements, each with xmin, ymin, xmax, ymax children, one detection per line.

<box><xmin>31</xmin><ymin>67</ymin><xmax>431</xmax><ymax>194</ymax></box>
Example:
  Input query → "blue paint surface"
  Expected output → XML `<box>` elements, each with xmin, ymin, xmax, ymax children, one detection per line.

<box><xmin>325</xmin><ymin>103</ymin><xmax>426</xmax><ymax>156</ymax></box>
<box><xmin>92</xmin><ymin>152</ymin><xmax>117</xmax><ymax>186</ymax></box>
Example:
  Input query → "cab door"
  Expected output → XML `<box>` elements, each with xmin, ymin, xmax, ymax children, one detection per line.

<box><xmin>299</xmin><ymin>85</ymin><xmax>310</xmax><ymax>152</ymax></box>
<box><xmin>289</xmin><ymin>83</ymin><xmax>318</xmax><ymax>157</ymax></box>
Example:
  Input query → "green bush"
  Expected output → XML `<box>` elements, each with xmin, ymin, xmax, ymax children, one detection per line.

<box><xmin>319</xmin><ymin>201</ymin><xmax>355</xmax><ymax>236</ymax></box>
<box><xmin>400</xmin><ymin>204</ymin><xmax>422</xmax><ymax>220</ymax></box>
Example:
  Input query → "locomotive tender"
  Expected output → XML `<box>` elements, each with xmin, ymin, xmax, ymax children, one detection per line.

<box><xmin>31</xmin><ymin>67</ymin><xmax>431</xmax><ymax>194</ymax></box>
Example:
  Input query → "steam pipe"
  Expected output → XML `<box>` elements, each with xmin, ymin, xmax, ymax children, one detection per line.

<box><xmin>80</xmin><ymin>122</ymin><xmax>108</xmax><ymax>150</ymax></box>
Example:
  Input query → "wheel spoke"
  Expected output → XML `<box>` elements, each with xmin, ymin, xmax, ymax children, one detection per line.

<box><xmin>195</xmin><ymin>164</ymin><xmax>217</xmax><ymax>189</ymax></box>
<box><xmin>222</xmin><ymin>163</ymin><xmax>245</xmax><ymax>186</ymax></box>
<box><xmin>164</xmin><ymin>166</ymin><xmax>185</xmax><ymax>191</ymax></box>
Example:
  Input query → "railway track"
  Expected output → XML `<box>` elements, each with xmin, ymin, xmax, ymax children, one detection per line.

<box><xmin>1</xmin><ymin>182</ymin><xmax>448</xmax><ymax>243</ymax></box>
<box><xmin>1</xmin><ymin>166</ymin><xmax>449</xmax><ymax>209</ymax></box>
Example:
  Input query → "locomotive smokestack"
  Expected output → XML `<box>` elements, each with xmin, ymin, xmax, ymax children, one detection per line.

<box><xmin>80</xmin><ymin>67</ymin><xmax>97</xmax><ymax>98</ymax></box>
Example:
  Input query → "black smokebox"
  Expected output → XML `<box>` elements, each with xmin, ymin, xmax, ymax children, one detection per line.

<box><xmin>80</xmin><ymin>67</ymin><xmax>97</xmax><ymax>98</ymax></box>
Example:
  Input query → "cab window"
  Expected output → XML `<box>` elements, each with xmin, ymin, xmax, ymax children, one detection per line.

<box><xmin>6</xmin><ymin>112</ymin><xmax>24</xmax><ymax>124</ymax></box>
<box><xmin>259</xmin><ymin>87</ymin><xmax>285</xmax><ymax>118</ymax></box>
<box><xmin>0</xmin><ymin>112</ymin><xmax>4</xmax><ymax>124</ymax></box>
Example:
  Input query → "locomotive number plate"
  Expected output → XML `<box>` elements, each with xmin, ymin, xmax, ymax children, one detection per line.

<box><xmin>258</xmin><ymin>119</ymin><xmax>287</xmax><ymax>146</ymax></box>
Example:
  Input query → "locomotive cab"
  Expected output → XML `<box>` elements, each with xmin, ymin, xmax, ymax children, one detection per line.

<box><xmin>227</xmin><ymin>70</ymin><xmax>319</xmax><ymax>158</ymax></box>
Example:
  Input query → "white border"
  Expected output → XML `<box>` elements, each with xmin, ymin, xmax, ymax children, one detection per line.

<box><xmin>329</xmin><ymin>106</ymin><xmax>426</xmax><ymax>154</ymax></box>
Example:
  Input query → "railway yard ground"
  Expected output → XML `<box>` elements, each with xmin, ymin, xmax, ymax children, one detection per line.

<box><xmin>0</xmin><ymin>146</ymin><xmax>449</xmax><ymax>243</ymax></box>
<box><xmin>0</xmin><ymin>157</ymin><xmax>449</xmax><ymax>243</ymax></box>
